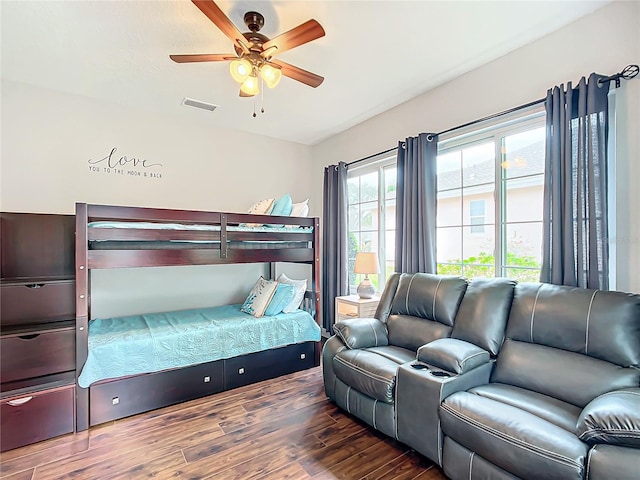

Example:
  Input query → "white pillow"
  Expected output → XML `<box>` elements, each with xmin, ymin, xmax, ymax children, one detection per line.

<box><xmin>290</xmin><ymin>199</ymin><xmax>309</xmax><ymax>217</ymax></box>
<box><xmin>240</xmin><ymin>276</ymin><xmax>278</xmax><ymax>317</ymax></box>
<box><xmin>277</xmin><ymin>273</ymin><xmax>307</xmax><ymax>313</ymax></box>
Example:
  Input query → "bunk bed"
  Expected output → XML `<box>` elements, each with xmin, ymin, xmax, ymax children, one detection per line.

<box><xmin>75</xmin><ymin>203</ymin><xmax>321</xmax><ymax>431</ymax></box>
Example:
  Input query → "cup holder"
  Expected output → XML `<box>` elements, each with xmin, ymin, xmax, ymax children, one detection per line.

<box><xmin>410</xmin><ymin>362</ymin><xmax>429</xmax><ymax>370</ymax></box>
<box><xmin>430</xmin><ymin>370</ymin><xmax>451</xmax><ymax>378</ymax></box>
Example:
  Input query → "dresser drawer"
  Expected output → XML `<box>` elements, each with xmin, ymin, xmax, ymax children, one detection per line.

<box><xmin>1</xmin><ymin>386</ymin><xmax>75</xmax><ymax>452</ymax></box>
<box><xmin>1</xmin><ymin>281</ymin><xmax>75</xmax><ymax>326</ymax></box>
<box><xmin>0</xmin><ymin>328</ymin><xmax>75</xmax><ymax>383</ymax></box>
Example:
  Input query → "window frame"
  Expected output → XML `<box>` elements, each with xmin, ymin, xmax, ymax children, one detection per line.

<box><xmin>436</xmin><ymin>108</ymin><xmax>546</xmax><ymax>280</ymax></box>
<box><xmin>347</xmin><ymin>153</ymin><xmax>397</xmax><ymax>294</ymax></box>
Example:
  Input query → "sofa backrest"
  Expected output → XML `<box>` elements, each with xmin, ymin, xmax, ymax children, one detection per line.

<box><xmin>376</xmin><ymin>272</ymin><xmax>468</xmax><ymax>352</ymax></box>
<box><xmin>492</xmin><ymin>283</ymin><xmax>640</xmax><ymax>407</ymax></box>
<box><xmin>451</xmin><ymin>277</ymin><xmax>516</xmax><ymax>356</ymax></box>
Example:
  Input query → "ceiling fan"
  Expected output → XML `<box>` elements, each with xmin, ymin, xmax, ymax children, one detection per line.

<box><xmin>170</xmin><ymin>0</ymin><xmax>325</xmax><ymax>97</ymax></box>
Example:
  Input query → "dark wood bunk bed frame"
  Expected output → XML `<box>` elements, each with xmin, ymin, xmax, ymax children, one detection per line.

<box><xmin>75</xmin><ymin>203</ymin><xmax>321</xmax><ymax>432</ymax></box>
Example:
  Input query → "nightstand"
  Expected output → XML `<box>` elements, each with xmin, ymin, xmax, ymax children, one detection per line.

<box><xmin>335</xmin><ymin>295</ymin><xmax>380</xmax><ymax>322</ymax></box>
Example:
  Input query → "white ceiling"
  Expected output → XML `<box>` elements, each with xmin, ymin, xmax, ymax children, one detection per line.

<box><xmin>1</xmin><ymin>0</ymin><xmax>609</xmax><ymax>145</ymax></box>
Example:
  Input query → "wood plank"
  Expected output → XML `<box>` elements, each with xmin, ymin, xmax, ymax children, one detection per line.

<box><xmin>2</xmin><ymin>367</ymin><xmax>444</xmax><ymax>480</ymax></box>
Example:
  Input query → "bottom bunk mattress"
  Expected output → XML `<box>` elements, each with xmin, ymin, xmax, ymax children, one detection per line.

<box><xmin>78</xmin><ymin>304</ymin><xmax>321</xmax><ymax>388</ymax></box>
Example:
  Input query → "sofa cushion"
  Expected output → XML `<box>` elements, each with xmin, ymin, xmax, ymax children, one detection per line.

<box><xmin>468</xmin><ymin>383</ymin><xmax>581</xmax><ymax>432</ymax></box>
<box><xmin>507</xmin><ymin>283</ymin><xmax>640</xmax><ymax>367</ymax></box>
<box><xmin>386</xmin><ymin>313</ymin><xmax>453</xmax><ymax>352</ymax></box>
<box><xmin>417</xmin><ymin>338</ymin><xmax>490</xmax><ymax>374</ymax></box>
<box><xmin>333</xmin><ymin>347</ymin><xmax>413</xmax><ymax>404</ymax></box>
<box><xmin>577</xmin><ymin>388</ymin><xmax>640</xmax><ymax>447</ymax></box>
<box><xmin>492</xmin><ymin>339</ymin><xmax>640</xmax><ymax>408</ymax></box>
<box><xmin>390</xmin><ymin>273</ymin><xmax>467</xmax><ymax>326</ymax></box>
<box><xmin>440</xmin><ymin>391</ymin><xmax>588</xmax><ymax>480</ymax></box>
<box><xmin>451</xmin><ymin>277</ymin><xmax>516</xmax><ymax>356</ymax></box>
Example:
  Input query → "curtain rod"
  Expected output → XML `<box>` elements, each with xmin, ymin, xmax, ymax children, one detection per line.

<box><xmin>347</xmin><ymin>64</ymin><xmax>638</xmax><ymax>167</ymax></box>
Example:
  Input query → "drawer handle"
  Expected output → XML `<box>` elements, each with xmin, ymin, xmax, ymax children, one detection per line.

<box><xmin>18</xmin><ymin>334</ymin><xmax>40</xmax><ymax>340</ymax></box>
<box><xmin>7</xmin><ymin>397</ymin><xmax>33</xmax><ymax>406</ymax></box>
<box><xmin>25</xmin><ymin>284</ymin><xmax>45</xmax><ymax>289</ymax></box>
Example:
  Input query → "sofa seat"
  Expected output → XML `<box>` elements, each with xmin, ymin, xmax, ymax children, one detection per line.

<box><xmin>333</xmin><ymin>346</ymin><xmax>415</xmax><ymax>404</ymax></box>
<box><xmin>468</xmin><ymin>383</ymin><xmax>582</xmax><ymax>432</ymax></box>
<box><xmin>440</xmin><ymin>391</ymin><xmax>588</xmax><ymax>480</ymax></box>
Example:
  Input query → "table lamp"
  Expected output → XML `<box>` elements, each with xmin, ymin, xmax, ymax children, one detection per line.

<box><xmin>354</xmin><ymin>252</ymin><xmax>380</xmax><ymax>299</ymax></box>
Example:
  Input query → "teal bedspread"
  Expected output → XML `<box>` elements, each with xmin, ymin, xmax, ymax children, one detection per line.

<box><xmin>78</xmin><ymin>305</ymin><xmax>320</xmax><ymax>388</ymax></box>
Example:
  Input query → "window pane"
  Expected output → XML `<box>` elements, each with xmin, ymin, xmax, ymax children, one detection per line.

<box><xmin>359</xmin><ymin>231</ymin><xmax>378</xmax><ymax>253</ymax></box>
<box><xmin>437</xmin><ymin>190</ymin><xmax>462</xmax><ymax>227</ymax></box>
<box><xmin>505</xmin><ymin>268</ymin><xmax>541</xmax><ymax>282</ymax></box>
<box><xmin>463</xmin><ymin>265</ymin><xmax>495</xmax><ymax>278</ymax></box>
<box><xmin>360</xmin><ymin>172</ymin><xmax>378</xmax><ymax>202</ymax></box>
<box><xmin>462</xmin><ymin>142</ymin><xmax>494</xmax><ymax>187</ymax></box>
<box><xmin>348</xmin><ymin>205</ymin><xmax>359</xmax><ymax>231</ymax></box>
<box><xmin>360</xmin><ymin>202</ymin><xmax>378</xmax><ymax>230</ymax></box>
<box><xmin>503</xmin><ymin>127</ymin><xmax>545</xmax><ymax>179</ymax></box>
<box><xmin>506</xmin><ymin>174</ymin><xmax>544</xmax><ymax>223</ymax></box>
<box><xmin>438</xmin><ymin>263</ymin><xmax>463</xmax><ymax>276</ymax></box>
<box><xmin>437</xmin><ymin>151</ymin><xmax>461</xmax><ymax>191</ymax></box>
<box><xmin>505</xmin><ymin>222</ymin><xmax>543</xmax><ymax>267</ymax></box>
<box><xmin>437</xmin><ymin>227</ymin><xmax>462</xmax><ymax>263</ymax></box>
<box><xmin>385</xmin><ymin>230</ymin><xmax>395</xmax><ymax>261</ymax></box>
<box><xmin>462</xmin><ymin>226</ymin><xmax>495</xmax><ymax>264</ymax></box>
<box><xmin>385</xmin><ymin>202</ymin><xmax>396</xmax><ymax>230</ymax></box>
<box><xmin>347</xmin><ymin>177</ymin><xmax>360</xmax><ymax>205</ymax></box>
<box><xmin>384</xmin><ymin>167</ymin><xmax>397</xmax><ymax>199</ymax></box>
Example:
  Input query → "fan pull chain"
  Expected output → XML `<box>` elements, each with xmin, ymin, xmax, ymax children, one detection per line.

<box><xmin>261</xmin><ymin>79</ymin><xmax>265</xmax><ymax>114</ymax></box>
<box><xmin>252</xmin><ymin>96</ymin><xmax>256</xmax><ymax>118</ymax></box>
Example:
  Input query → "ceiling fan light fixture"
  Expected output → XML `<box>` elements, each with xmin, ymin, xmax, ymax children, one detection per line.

<box><xmin>240</xmin><ymin>74</ymin><xmax>260</xmax><ymax>96</ymax></box>
<box><xmin>260</xmin><ymin>63</ymin><xmax>282</xmax><ymax>88</ymax></box>
<box><xmin>229</xmin><ymin>58</ymin><xmax>252</xmax><ymax>83</ymax></box>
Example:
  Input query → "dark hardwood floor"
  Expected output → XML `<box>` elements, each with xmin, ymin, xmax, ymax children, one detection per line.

<box><xmin>0</xmin><ymin>367</ymin><xmax>446</xmax><ymax>480</ymax></box>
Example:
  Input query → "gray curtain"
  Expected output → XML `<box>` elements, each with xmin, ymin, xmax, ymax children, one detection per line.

<box><xmin>395</xmin><ymin>133</ymin><xmax>438</xmax><ymax>273</ymax></box>
<box><xmin>541</xmin><ymin>73</ymin><xmax>610</xmax><ymax>289</ymax></box>
<box><xmin>322</xmin><ymin>161</ymin><xmax>349</xmax><ymax>332</ymax></box>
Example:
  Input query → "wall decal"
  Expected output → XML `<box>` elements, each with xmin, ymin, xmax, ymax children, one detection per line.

<box><xmin>88</xmin><ymin>147</ymin><xmax>165</xmax><ymax>179</ymax></box>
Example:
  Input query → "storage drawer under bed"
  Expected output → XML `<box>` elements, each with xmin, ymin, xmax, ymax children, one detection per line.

<box><xmin>89</xmin><ymin>360</ymin><xmax>224</xmax><ymax>426</ymax></box>
<box><xmin>1</xmin><ymin>385</ymin><xmax>75</xmax><ymax>452</ymax></box>
<box><xmin>224</xmin><ymin>342</ymin><xmax>316</xmax><ymax>390</ymax></box>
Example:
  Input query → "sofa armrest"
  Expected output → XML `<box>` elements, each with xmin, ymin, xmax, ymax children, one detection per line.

<box><xmin>577</xmin><ymin>388</ymin><xmax>640</xmax><ymax>448</ymax></box>
<box><xmin>417</xmin><ymin>338</ymin><xmax>491</xmax><ymax>374</ymax></box>
<box><xmin>333</xmin><ymin>317</ymin><xmax>389</xmax><ymax>349</ymax></box>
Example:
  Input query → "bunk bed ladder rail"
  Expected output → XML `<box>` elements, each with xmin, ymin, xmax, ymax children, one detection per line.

<box><xmin>75</xmin><ymin>202</ymin><xmax>90</xmax><ymax>432</ymax></box>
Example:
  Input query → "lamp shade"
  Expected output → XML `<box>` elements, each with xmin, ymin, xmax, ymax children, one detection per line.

<box><xmin>260</xmin><ymin>63</ymin><xmax>282</xmax><ymax>88</ymax></box>
<box><xmin>229</xmin><ymin>58</ymin><xmax>252</xmax><ymax>83</ymax></box>
<box><xmin>240</xmin><ymin>74</ymin><xmax>260</xmax><ymax>96</ymax></box>
<box><xmin>354</xmin><ymin>252</ymin><xmax>380</xmax><ymax>275</ymax></box>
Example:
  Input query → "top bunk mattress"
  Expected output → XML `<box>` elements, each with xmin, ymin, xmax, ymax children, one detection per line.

<box><xmin>78</xmin><ymin>304</ymin><xmax>321</xmax><ymax>388</ymax></box>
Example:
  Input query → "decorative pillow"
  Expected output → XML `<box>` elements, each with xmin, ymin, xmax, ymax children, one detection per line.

<box><xmin>264</xmin><ymin>283</ymin><xmax>296</xmax><ymax>316</ymax></box>
<box><xmin>240</xmin><ymin>277</ymin><xmax>278</xmax><ymax>317</ymax></box>
<box><xmin>271</xmin><ymin>194</ymin><xmax>293</xmax><ymax>217</ymax></box>
<box><xmin>291</xmin><ymin>199</ymin><xmax>309</xmax><ymax>217</ymax></box>
<box><xmin>246</xmin><ymin>198</ymin><xmax>275</xmax><ymax>228</ymax></box>
<box><xmin>277</xmin><ymin>273</ymin><xmax>307</xmax><ymax>313</ymax></box>
<box><xmin>247</xmin><ymin>198</ymin><xmax>274</xmax><ymax>215</ymax></box>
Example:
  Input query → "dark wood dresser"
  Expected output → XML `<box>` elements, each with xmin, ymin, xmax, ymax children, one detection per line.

<box><xmin>1</xmin><ymin>212</ymin><xmax>76</xmax><ymax>452</ymax></box>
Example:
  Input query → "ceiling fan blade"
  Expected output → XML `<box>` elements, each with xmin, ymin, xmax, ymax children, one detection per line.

<box><xmin>262</xmin><ymin>19</ymin><xmax>325</xmax><ymax>56</ymax></box>
<box><xmin>191</xmin><ymin>0</ymin><xmax>247</xmax><ymax>51</ymax></box>
<box><xmin>270</xmin><ymin>60</ymin><xmax>324</xmax><ymax>88</ymax></box>
<box><xmin>170</xmin><ymin>53</ymin><xmax>236</xmax><ymax>63</ymax></box>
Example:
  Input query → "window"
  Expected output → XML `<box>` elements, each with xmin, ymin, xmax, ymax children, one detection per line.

<box><xmin>436</xmin><ymin>111</ymin><xmax>546</xmax><ymax>281</ymax></box>
<box><xmin>347</xmin><ymin>156</ymin><xmax>396</xmax><ymax>293</ymax></box>
<box><xmin>469</xmin><ymin>200</ymin><xmax>486</xmax><ymax>234</ymax></box>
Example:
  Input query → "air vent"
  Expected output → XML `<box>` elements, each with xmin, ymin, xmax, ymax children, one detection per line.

<box><xmin>181</xmin><ymin>97</ymin><xmax>218</xmax><ymax>112</ymax></box>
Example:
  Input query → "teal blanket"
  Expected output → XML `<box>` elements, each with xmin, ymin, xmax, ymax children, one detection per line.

<box><xmin>78</xmin><ymin>305</ymin><xmax>320</xmax><ymax>388</ymax></box>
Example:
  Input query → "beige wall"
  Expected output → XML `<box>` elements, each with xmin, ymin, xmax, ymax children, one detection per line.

<box><xmin>311</xmin><ymin>0</ymin><xmax>640</xmax><ymax>293</ymax></box>
<box><xmin>0</xmin><ymin>81</ymin><xmax>314</xmax><ymax>316</ymax></box>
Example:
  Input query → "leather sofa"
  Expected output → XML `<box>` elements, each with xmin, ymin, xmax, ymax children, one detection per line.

<box><xmin>322</xmin><ymin>273</ymin><xmax>640</xmax><ymax>480</ymax></box>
